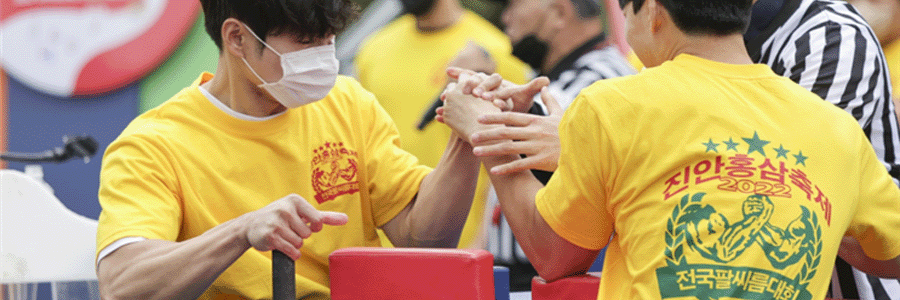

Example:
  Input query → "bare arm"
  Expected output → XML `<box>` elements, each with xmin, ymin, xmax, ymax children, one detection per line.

<box><xmin>440</xmin><ymin>78</ymin><xmax>598</xmax><ymax>281</ymax></box>
<box><xmin>98</xmin><ymin>222</ymin><xmax>248</xmax><ymax>300</ymax></box>
<box><xmin>98</xmin><ymin>194</ymin><xmax>348</xmax><ymax>300</ymax></box>
<box><xmin>381</xmin><ymin>134</ymin><xmax>481</xmax><ymax>248</ymax></box>
<box><xmin>837</xmin><ymin>236</ymin><xmax>900</xmax><ymax>278</ymax></box>
<box><xmin>482</xmin><ymin>153</ymin><xmax>600</xmax><ymax>281</ymax></box>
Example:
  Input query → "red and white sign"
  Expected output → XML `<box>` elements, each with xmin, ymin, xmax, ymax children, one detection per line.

<box><xmin>0</xmin><ymin>0</ymin><xmax>200</xmax><ymax>97</ymax></box>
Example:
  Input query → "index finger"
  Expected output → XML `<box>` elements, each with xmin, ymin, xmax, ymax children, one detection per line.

<box><xmin>291</xmin><ymin>195</ymin><xmax>324</xmax><ymax>225</ymax></box>
<box><xmin>473</xmin><ymin>73</ymin><xmax>503</xmax><ymax>98</ymax></box>
<box><xmin>447</xmin><ymin>67</ymin><xmax>477</xmax><ymax>80</ymax></box>
<box><xmin>320</xmin><ymin>211</ymin><xmax>349</xmax><ymax>226</ymax></box>
<box><xmin>477</xmin><ymin>112</ymin><xmax>536</xmax><ymax>127</ymax></box>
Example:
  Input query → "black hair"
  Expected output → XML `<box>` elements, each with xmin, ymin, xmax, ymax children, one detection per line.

<box><xmin>572</xmin><ymin>0</ymin><xmax>603</xmax><ymax>19</ymax></box>
<box><xmin>200</xmin><ymin>0</ymin><xmax>357</xmax><ymax>51</ymax></box>
<box><xmin>618</xmin><ymin>0</ymin><xmax>753</xmax><ymax>35</ymax></box>
<box><xmin>491</xmin><ymin>0</ymin><xmax>601</xmax><ymax>19</ymax></box>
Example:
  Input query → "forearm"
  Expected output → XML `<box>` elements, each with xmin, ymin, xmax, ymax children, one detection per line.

<box><xmin>98</xmin><ymin>218</ymin><xmax>250</xmax><ymax>299</ymax></box>
<box><xmin>838</xmin><ymin>236</ymin><xmax>900</xmax><ymax>278</ymax></box>
<box><xmin>398</xmin><ymin>135</ymin><xmax>481</xmax><ymax>248</ymax></box>
<box><xmin>481</xmin><ymin>154</ymin><xmax>597</xmax><ymax>281</ymax></box>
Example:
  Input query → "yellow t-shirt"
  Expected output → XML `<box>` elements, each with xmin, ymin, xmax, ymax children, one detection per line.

<box><xmin>535</xmin><ymin>54</ymin><xmax>900</xmax><ymax>300</ymax></box>
<box><xmin>627</xmin><ymin>50</ymin><xmax>644</xmax><ymax>72</ymax></box>
<box><xmin>355</xmin><ymin>11</ymin><xmax>529</xmax><ymax>248</ymax></box>
<box><xmin>96</xmin><ymin>73</ymin><xmax>431</xmax><ymax>299</ymax></box>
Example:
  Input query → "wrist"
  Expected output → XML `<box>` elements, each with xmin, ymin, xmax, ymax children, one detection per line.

<box><xmin>479</xmin><ymin>153</ymin><xmax>520</xmax><ymax>174</ymax></box>
<box><xmin>224</xmin><ymin>214</ymin><xmax>253</xmax><ymax>251</ymax></box>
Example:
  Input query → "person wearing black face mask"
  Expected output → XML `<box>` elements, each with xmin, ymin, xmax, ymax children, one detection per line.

<box><xmin>399</xmin><ymin>0</ymin><xmax>438</xmax><ymax>17</ymax></box>
<box><xmin>489</xmin><ymin>0</ymin><xmax>634</xmax><ymax>176</ymax></box>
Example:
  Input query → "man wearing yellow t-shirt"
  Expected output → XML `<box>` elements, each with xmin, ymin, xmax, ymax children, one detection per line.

<box><xmin>440</xmin><ymin>0</ymin><xmax>900</xmax><ymax>299</ymax></box>
<box><xmin>94</xmin><ymin>1</ymin><xmax>482</xmax><ymax>299</ymax></box>
<box><xmin>355</xmin><ymin>0</ymin><xmax>529</xmax><ymax>248</ymax></box>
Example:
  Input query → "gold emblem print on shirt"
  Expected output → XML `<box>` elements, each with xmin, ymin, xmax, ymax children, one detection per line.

<box><xmin>656</xmin><ymin>193</ymin><xmax>822</xmax><ymax>300</ymax></box>
<box><xmin>311</xmin><ymin>142</ymin><xmax>360</xmax><ymax>204</ymax></box>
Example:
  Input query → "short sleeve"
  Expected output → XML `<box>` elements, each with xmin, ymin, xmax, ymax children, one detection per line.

<box><xmin>535</xmin><ymin>90</ymin><xmax>617</xmax><ymax>250</ymax></box>
<box><xmin>357</xmin><ymin>87</ymin><xmax>432</xmax><ymax>227</ymax></box>
<box><xmin>96</xmin><ymin>135</ymin><xmax>183</xmax><ymax>257</ymax></box>
<box><xmin>850</xmin><ymin>131</ymin><xmax>900</xmax><ymax>260</ymax></box>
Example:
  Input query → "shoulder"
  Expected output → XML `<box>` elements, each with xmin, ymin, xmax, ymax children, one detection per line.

<box><xmin>457</xmin><ymin>12</ymin><xmax>513</xmax><ymax>52</ymax></box>
<box><xmin>358</xmin><ymin>16</ymin><xmax>415</xmax><ymax>57</ymax></box>
<box><xmin>573</xmin><ymin>46</ymin><xmax>637</xmax><ymax>76</ymax></box>
<box><xmin>322</xmin><ymin>76</ymin><xmax>378</xmax><ymax>109</ymax></box>
<box><xmin>119</xmin><ymin>85</ymin><xmax>200</xmax><ymax>141</ymax></box>
<box><xmin>108</xmin><ymin>87</ymin><xmax>202</xmax><ymax>156</ymax></box>
<box><xmin>568</xmin><ymin>77</ymin><xmax>636</xmax><ymax>114</ymax></box>
<box><xmin>786</xmin><ymin>0</ymin><xmax>872</xmax><ymax>35</ymax></box>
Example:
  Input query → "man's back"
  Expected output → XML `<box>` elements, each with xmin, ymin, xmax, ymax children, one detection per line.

<box><xmin>745</xmin><ymin>1</ymin><xmax>900</xmax><ymax>296</ymax></box>
<box><xmin>535</xmin><ymin>54</ymin><xmax>900</xmax><ymax>299</ymax></box>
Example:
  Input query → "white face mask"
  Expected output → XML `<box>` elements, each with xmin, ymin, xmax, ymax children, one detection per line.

<box><xmin>241</xmin><ymin>24</ymin><xmax>339</xmax><ymax>108</ymax></box>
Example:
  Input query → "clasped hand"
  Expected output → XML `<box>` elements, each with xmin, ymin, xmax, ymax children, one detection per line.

<box><xmin>437</xmin><ymin>67</ymin><xmax>563</xmax><ymax>175</ymax></box>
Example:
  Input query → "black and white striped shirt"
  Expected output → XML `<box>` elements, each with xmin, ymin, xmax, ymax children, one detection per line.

<box><xmin>490</xmin><ymin>35</ymin><xmax>635</xmax><ymax>265</ymax></box>
<box><xmin>533</xmin><ymin>36</ymin><xmax>637</xmax><ymax>113</ymax></box>
<box><xmin>746</xmin><ymin>0</ymin><xmax>900</xmax><ymax>299</ymax></box>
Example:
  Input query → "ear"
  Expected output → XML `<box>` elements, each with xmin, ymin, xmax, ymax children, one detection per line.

<box><xmin>221</xmin><ymin>18</ymin><xmax>248</xmax><ymax>59</ymax></box>
<box><xmin>649</xmin><ymin>0</ymin><xmax>666</xmax><ymax>33</ymax></box>
<box><xmin>548</xmin><ymin>0</ymin><xmax>571</xmax><ymax>28</ymax></box>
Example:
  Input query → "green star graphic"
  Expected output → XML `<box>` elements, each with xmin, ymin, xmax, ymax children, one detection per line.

<box><xmin>794</xmin><ymin>150</ymin><xmax>808</xmax><ymax>166</ymax></box>
<box><xmin>723</xmin><ymin>138</ymin><xmax>740</xmax><ymax>152</ymax></box>
<box><xmin>702</xmin><ymin>139</ymin><xmax>720</xmax><ymax>153</ymax></box>
<box><xmin>743</xmin><ymin>132</ymin><xmax>771</xmax><ymax>156</ymax></box>
<box><xmin>774</xmin><ymin>144</ymin><xmax>790</xmax><ymax>159</ymax></box>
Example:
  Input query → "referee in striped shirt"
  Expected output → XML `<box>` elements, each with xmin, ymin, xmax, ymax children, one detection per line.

<box><xmin>746</xmin><ymin>0</ymin><xmax>900</xmax><ymax>299</ymax></box>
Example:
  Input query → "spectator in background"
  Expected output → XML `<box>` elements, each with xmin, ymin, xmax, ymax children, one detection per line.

<box><xmin>847</xmin><ymin>0</ymin><xmax>900</xmax><ymax>122</ymax></box>
<box><xmin>95</xmin><ymin>0</ymin><xmax>482</xmax><ymax>298</ymax></box>
<box><xmin>354</xmin><ymin>0</ymin><xmax>530</xmax><ymax>249</ymax></box>
<box><xmin>456</xmin><ymin>0</ymin><xmax>634</xmax><ymax>290</ymax></box>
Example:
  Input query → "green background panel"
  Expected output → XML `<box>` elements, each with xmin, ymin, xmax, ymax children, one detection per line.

<box><xmin>139</xmin><ymin>15</ymin><xmax>219</xmax><ymax>113</ymax></box>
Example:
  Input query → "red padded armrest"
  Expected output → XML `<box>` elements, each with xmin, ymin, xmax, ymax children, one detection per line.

<box><xmin>329</xmin><ymin>247</ymin><xmax>495</xmax><ymax>300</ymax></box>
<box><xmin>531</xmin><ymin>272</ymin><xmax>601</xmax><ymax>300</ymax></box>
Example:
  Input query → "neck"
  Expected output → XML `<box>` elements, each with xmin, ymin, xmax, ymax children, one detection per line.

<box><xmin>882</xmin><ymin>17</ymin><xmax>900</xmax><ymax>46</ymax></box>
<box><xmin>542</xmin><ymin>20</ymin><xmax>604</xmax><ymax>73</ymax></box>
<box><xmin>202</xmin><ymin>55</ymin><xmax>287</xmax><ymax>118</ymax></box>
<box><xmin>669</xmin><ymin>33</ymin><xmax>754</xmax><ymax>65</ymax></box>
<box><xmin>415</xmin><ymin>0</ymin><xmax>463</xmax><ymax>32</ymax></box>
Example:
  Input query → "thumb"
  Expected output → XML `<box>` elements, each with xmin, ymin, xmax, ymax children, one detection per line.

<box><xmin>319</xmin><ymin>211</ymin><xmax>349</xmax><ymax>226</ymax></box>
<box><xmin>490</xmin><ymin>76</ymin><xmax>548</xmax><ymax>100</ymax></box>
<box><xmin>540</xmin><ymin>87</ymin><xmax>563</xmax><ymax>116</ymax></box>
<box><xmin>522</xmin><ymin>76</ymin><xmax>550</xmax><ymax>95</ymax></box>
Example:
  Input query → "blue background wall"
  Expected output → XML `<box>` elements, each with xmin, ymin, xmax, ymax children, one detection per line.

<box><xmin>5</xmin><ymin>77</ymin><xmax>138</xmax><ymax>220</ymax></box>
